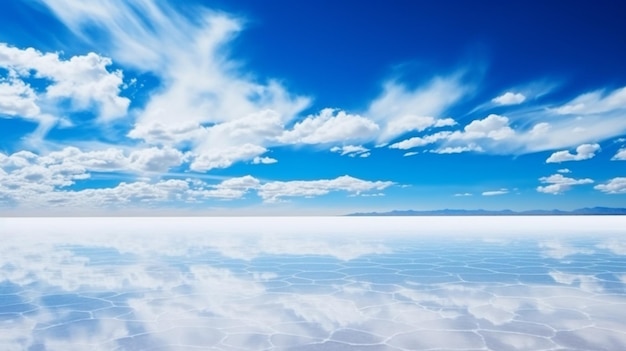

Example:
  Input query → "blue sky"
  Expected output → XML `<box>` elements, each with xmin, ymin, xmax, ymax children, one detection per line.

<box><xmin>1</xmin><ymin>0</ymin><xmax>625</xmax><ymax>215</ymax></box>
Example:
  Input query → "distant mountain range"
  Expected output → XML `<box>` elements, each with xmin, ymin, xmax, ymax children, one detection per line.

<box><xmin>347</xmin><ymin>207</ymin><xmax>626</xmax><ymax>216</ymax></box>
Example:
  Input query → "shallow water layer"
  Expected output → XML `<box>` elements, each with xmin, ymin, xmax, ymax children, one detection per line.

<box><xmin>1</xmin><ymin>216</ymin><xmax>626</xmax><ymax>350</ymax></box>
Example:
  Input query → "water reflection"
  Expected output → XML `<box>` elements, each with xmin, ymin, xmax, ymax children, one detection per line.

<box><xmin>1</xmin><ymin>217</ymin><xmax>625</xmax><ymax>350</ymax></box>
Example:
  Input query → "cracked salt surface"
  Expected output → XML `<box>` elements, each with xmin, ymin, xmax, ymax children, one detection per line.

<box><xmin>1</xmin><ymin>216</ymin><xmax>625</xmax><ymax>350</ymax></box>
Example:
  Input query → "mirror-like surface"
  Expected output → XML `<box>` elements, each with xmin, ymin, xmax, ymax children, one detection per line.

<box><xmin>1</xmin><ymin>217</ymin><xmax>626</xmax><ymax>350</ymax></box>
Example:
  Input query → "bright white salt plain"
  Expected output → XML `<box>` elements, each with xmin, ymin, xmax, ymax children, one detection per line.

<box><xmin>1</xmin><ymin>216</ymin><xmax>625</xmax><ymax>350</ymax></box>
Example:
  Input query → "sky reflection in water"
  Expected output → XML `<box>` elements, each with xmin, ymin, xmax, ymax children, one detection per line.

<box><xmin>1</xmin><ymin>217</ymin><xmax>626</xmax><ymax>350</ymax></box>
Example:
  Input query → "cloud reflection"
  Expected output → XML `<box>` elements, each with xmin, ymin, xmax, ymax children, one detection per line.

<box><xmin>1</xmin><ymin>217</ymin><xmax>625</xmax><ymax>350</ymax></box>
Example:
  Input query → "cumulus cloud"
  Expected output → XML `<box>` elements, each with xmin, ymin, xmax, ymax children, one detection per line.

<box><xmin>0</xmin><ymin>149</ymin><xmax>393</xmax><ymax>209</ymax></box>
<box><xmin>0</xmin><ymin>146</ymin><xmax>188</xmax><ymax>209</ymax></box>
<box><xmin>127</xmin><ymin>147</ymin><xmax>185</xmax><ymax>173</ymax></box>
<box><xmin>557</xmin><ymin>168</ymin><xmax>571</xmax><ymax>173</ymax></box>
<box><xmin>414</xmin><ymin>114</ymin><xmax>514</xmax><ymax>155</ymax></box>
<box><xmin>0</xmin><ymin>77</ymin><xmax>40</xmax><ymax>118</ymax></box>
<box><xmin>279</xmin><ymin>108</ymin><xmax>379</xmax><ymax>144</ymax></box>
<box><xmin>186</xmin><ymin>110</ymin><xmax>285</xmax><ymax>171</ymax></box>
<box><xmin>0</xmin><ymin>43</ymin><xmax>129</xmax><ymax>122</ymax></box>
<box><xmin>330</xmin><ymin>145</ymin><xmax>370</xmax><ymax>157</ymax></box>
<box><xmin>536</xmin><ymin>174</ymin><xmax>594</xmax><ymax>194</ymax></box>
<box><xmin>40</xmin><ymin>146</ymin><xmax>183</xmax><ymax>174</ymax></box>
<box><xmin>258</xmin><ymin>175</ymin><xmax>394</xmax><ymax>203</ymax></box>
<box><xmin>492</xmin><ymin>92</ymin><xmax>526</xmax><ymax>105</ymax></box>
<box><xmin>451</xmin><ymin>114</ymin><xmax>515</xmax><ymax>141</ymax></box>
<box><xmin>594</xmin><ymin>177</ymin><xmax>626</xmax><ymax>194</ymax></box>
<box><xmin>612</xmin><ymin>148</ymin><xmax>626</xmax><ymax>160</ymax></box>
<box><xmin>546</xmin><ymin>143</ymin><xmax>600</xmax><ymax>163</ymax></box>
<box><xmin>482</xmin><ymin>189</ymin><xmax>508</xmax><ymax>196</ymax></box>
<box><xmin>190</xmin><ymin>144</ymin><xmax>266</xmax><ymax>172</ymax></box>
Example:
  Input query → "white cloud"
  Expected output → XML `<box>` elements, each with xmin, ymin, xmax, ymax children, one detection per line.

<box><xmin>492</xmin><ymin>92</ymin><xmax>526</xmax><ymax>105</ymax></box>
<box><xmin>127</xmin><ymin>147</ymin><xmax>185</xmax><ymax>173</ymax></box>
<box><xmin>35</xmin><ymin>0</ymin><xmax>310</xmax><ymax>173</ymax></box>
<box><xmin>434</xmin><ymin>118</ymin><xmax>457</xmax><ymax>128</ymax></box>
<box><xmin>330</xmin><ymin>145</ymin><xmax>370</xmax><ymax>157</ymax></box>
<box><xmin>127</xmin><ymin>121</ymin><xmax>207</xmax><ymax>145</ymax></box>
<box><xmin>546</xmin><ymin>143</ymin><xmax>600</xmax><ymax>163</ymax></box>
<box><xmin>612</xmin><ymin>148</ymin><xmax>626</xmax><ymax>160</ymax></box>
<box><xmin>379</xmin><ymin>115</ymin><xmax>452</xmax><ymax>143</ymax></box>
<box><xmin>171</xmin><ymin>111</ymin><xmax>285</xmax><ymax>171</ymax></box>
<box><xmin>279</xmin><ymin>108</ymin><xmax>379</xmax><ymax>144</ymax></box>
<box><xmin>454</xmin><ymin>192</ymin><xmax>473</xmax><ymax>197</ymax></box>
<box><xmin>0</xmin><ymin>77</ymin><xmax>40</xmax><ymax>118</ymax></box>
<box><xmin>536</xmin><ymin>174</ymin><xmax>594</xmax><ymax>194</ymax></box>
<box><xmin>40</xmin><ymin>146</ymin><xmax>183</xmax><ymax>174</ymax></box>
<box><xmin>482</xmin><ymin>188</ymin><xmax>508</xmax><ymax>196</ymax></box>
<box><xmin>389</xmin><ymin>131</ymin><xmax>452</xmax><ymax>150</ymax></box>
<box><xmin>367</xmin><ymin>76</ymin><xmax>465</xmax><ymax>142</ymax></box>
<box><xmin>553</xmin><ymin>86</ymin><xmax>626</xmax><ymax>115</ymax></box>
<box><xmin>403</xmin><ymin>151</ymin><xmax>419</xmax><ymax>157</ymax></box>
<box><xmin>452</xmin><ymin>114</ymin><xmax>515</xmax><ymax>141</ymax></box>
<box><xmin>192</xmin><ymin>175</ymin><xmax>261</xmax><ymax>200</ymax></box>
<box><xmin>496</xmin><ymin>86</ymin><xmax>626</xmax><ymax>153</ymax></box>
<box><xmin>557</xmin><ymin>168</ymin><xmax>571</xmax><ymax>173</ymax></box>
<box><xmin>452</xmin><ymin>86</ymin><xmax>626</xmax><ymax>155</ymax></box>
<box><xmin>258</xmin><ymin>175</ymin><xmax>394</xmax><ymax>203</ymax></box>
<box><xmin>1</xmin><ymin>149</ymin><xmax>394</xmax><ymax>209</ymax></box>
<box><xmin>252</xmin><ymin>156</ymin><xmax>277</xmax><ymax>164</ymax></box>
<box><xmin>431</xmin><ymin>144</ymin><xmax>483</xmax><ymax>154</ymax></box>
<box><xmin>0</xmin><ymin>146</ymin><xmax>189</xmax><ymax>209</ymax></box>
<box><xmin>594</xmin><ymin>177</ymin><xmax>626</xmax><ymax>194</ymax></box>
<box><xmin>0</xmin><ymin>43</ymin><xmax>129</xmax><ymax>122</ymax></box>
<box><xmin>190</xmin><ymin>143</ymin><xmax>266</xmax><ymax>172</ymax></box>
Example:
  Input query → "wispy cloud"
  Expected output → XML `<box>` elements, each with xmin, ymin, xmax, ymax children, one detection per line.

<box><xmin>279</xmin><ymin>108</ymin><xmax>378</xmax><ymax>145</ymax></box>
<box><xmin>389</xmin><ymin>131</ymin><xmax>452</xmax><ymax>150</ymax></box>
<box><xmin>367</xmin><ymin>76</ymin><xmax>465</xmax><ymax>143</ymax></box>
<box><xmin>482</xmin><ymin>188</ymin><xmax>508</xmax><ymax>196</ymax></box>
<box><xmin>38</xmin><ymin>0</ymin><xmax>310</xmax><ymax>170</ymax></box>
<box><xmin>454</xmin><ymin>192</ymin><xmax>473</xmax><ymax>197</ymax></box>
<box><xmin>552</xmin><ymin>86</ymin><xmax>626</xmax><ymax>115</ymax></box>
<box><xmin>611</xmin><ymin>148</ymin><xmax>626</xmax><ymax>160</ymax></box>
<box><xmin>392</xmin><ymin>85</ymin><xmax>626</xmax><ymax>156</ymax></box>
<box><xmin>330</xmin><ymin>145</ymin><xmax>370</xmax><ymax>157</ymax></box>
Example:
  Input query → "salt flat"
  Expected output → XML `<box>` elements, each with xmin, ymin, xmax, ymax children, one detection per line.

<box><xmin>1</xmin><ymin>216</ymin><xmax>625</xmax><ymax>350</ymax></box>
